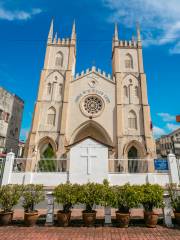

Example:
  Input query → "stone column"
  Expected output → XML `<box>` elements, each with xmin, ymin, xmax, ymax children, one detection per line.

<box><xmin>45</xmin><ymin>191</ymin><xmax>54</xmax><ymax>226</ymax></box>
<box><xmin>1</xmin><ymin>152</ymin><xmax>15</xmax><ymax>185</ymax></box>
<box><xmin>104</xmin><ymin>206</ymin><xmax>112</xmax><ymax>225</ymax></box>
<box><xmin>167</xmin><ymin>153</ymin><xmax>180</xmax><ymax>185</ymax></box>
<box><xmin>163</xmin><ymin>192</ymin><xmax>174</xmax><ymax>228</ymax></box>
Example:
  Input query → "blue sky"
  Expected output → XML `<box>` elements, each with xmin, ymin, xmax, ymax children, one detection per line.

<box><xmin>0</xmin><ymin>0</ymin><xmax>179</xmax><ymax>140</ymax></box>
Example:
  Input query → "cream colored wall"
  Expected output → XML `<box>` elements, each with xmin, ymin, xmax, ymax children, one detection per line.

<box><xmin>44</xmin><ymin>45</ymin><xmax>70</xmax><ymax>70</ymax></box>
<box><xmin>116</xmin><ymin>49</ymin><xmax>139</xmax><ymax>73</ymax></box>
<box><xmin>66</xmin><ymin>72</ymin><xmax>116</xmax><ymax>144</ymax></box>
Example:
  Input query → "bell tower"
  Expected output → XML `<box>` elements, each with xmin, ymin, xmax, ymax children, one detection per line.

<box><xmin>112</xmin><ymin>24</ymin><xmax>156</xmax><ymax>159</ymax></box>
<box><xmin>25</xmin><ymin>19</ymin><xmax>76</xmax><ymax>163</ymax></box>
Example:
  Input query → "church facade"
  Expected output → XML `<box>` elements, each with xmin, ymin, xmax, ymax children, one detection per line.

<box><xmin>24</xmin><ymin>20</ymin><xmax>156</xmax><ymax>176</ymax></box>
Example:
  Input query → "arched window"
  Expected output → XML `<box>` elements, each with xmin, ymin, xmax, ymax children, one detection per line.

<box><xmin>135</xmin><ymin>86</ymin><xmax>139</xmax><ymax>97</ymax></box>
<box><xmin>124</xmin><ymin>86</ymin><xmax>128</xmax><ymax>97</ymax></box>
<box><xmin>55</xmin><ymin>51</ymin><xmax>63</xmax><ymax>67</ymax></box>
<box><xmin>125</xmin><ymin>54</ymin><xmax>133</xmax><ymax>69</ymax></box>
<box><xmin>128</xmin><ymin>110</ymin><xmax>137</xmax><ymax>129</ymax></box>
<box><xmin>47</xmin><ymin>83</ymin><xmax>51</xmax><ymax>94</ymax></box>
<box><xmin>47</xmin><ymin>107</ymin><xmax>56</xmax><ymax>126</ymax></box>
<box><xmin>15</xmin><ymin>128</ymin><xmax>19</xmax><ymax>138</ymax></box>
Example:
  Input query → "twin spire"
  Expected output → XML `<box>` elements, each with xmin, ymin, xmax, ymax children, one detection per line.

<box><xmin>113</xmin><ymin>22</ymin><xmax>142</xmax><ymax>42</ymax></box>
<box><xmin>47</xmin><ymin>19</ymin><xmax>141</xmax><ymax>44</ymax></box>
<box><xmin>47</xmin><ymin>19</ymin><xmax>76</xmax><ymax>44</ymax></box>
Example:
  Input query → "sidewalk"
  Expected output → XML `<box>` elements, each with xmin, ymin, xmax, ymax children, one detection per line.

<box><xmin>0</xmin><ymin>208</ymin><xmax>179</xmax><ymax>240</ymax></box>
<box><xmin>0</xmin><ymin>225</ymin><xmax>179</xmax><ymax>240</ymax></box>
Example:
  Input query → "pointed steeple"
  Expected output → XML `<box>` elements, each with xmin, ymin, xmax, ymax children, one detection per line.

<box><xmin>114</xmin><ymin>23</ymin><xmax>119</xmax><ymax>41</ymax></box>
<box><xmin>71</xmin><ymin>20</ymin><xmax>76</xmax><ymax>40</ymax></box>
<box><xmin>47</xmin><ymin>19</ymin><xmax>53</xmax><ymax>44</ymax></box>
<box><xmin>136</xmin><ymin>22</ymin><xmax>141</xmax><ymax>42</ymax></box>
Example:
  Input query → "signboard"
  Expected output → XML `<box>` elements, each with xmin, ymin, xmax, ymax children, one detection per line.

<box><xmin>154</xmin><ymin>159</ymin><xmax>169</xmax><ymax>171</ymax></box>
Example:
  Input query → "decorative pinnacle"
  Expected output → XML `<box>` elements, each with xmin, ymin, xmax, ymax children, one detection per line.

<box><xmin>71</xmin><ymin>20</ymin><xmax>76</xmax><ymax>40</ymax></box>
<box><xmin>47</xmin><ymin>18</ymin><xmax>53</xmax><ymax>44</ymax></box>
<box><xmin>114</xmin><ymin>23</ymin><xmax>119</xmax><ymax>41</ymax></box>
<box><xmin>137</xmin><ymin>22</ymin><xmax>141</xmax><ymax>42</ymax></box>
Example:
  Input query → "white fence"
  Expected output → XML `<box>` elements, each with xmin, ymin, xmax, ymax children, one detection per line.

<box><xmin>1</xmin><ymin>152</ymin><xmax>180</xmax><ymax>187</ymax></box>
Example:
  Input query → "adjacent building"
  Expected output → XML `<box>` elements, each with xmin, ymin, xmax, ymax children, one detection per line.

<box><xmin>0</xmin><ymin>87</ymin><xmax>24</xmax><ymax>156</ymax></box>
<box><xmin>156</xmin><ymin>128</ymin><xmax>180</xmax><ymax>158</ymax></box>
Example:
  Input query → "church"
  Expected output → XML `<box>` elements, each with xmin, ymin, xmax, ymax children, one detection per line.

<box><xmin>24</xmin><ymin>20</ymin><xmax>156</xmax><ymax>182</ymax></box>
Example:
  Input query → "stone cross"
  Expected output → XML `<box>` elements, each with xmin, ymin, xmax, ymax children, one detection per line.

<box><xmin>81</xmin><ymin>147</ymin><xmax>96</xmax><ymax>175</ymax></box>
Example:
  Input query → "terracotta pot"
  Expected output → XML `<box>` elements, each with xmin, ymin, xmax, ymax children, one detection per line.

<box><xmin>144</xmin><ymin>211</ymin><xmax>158</xmax><ymax>228</ymax></box>
<box><xmin>82</xmin><ymin>210</ymin><xmax>96</xmax><ymax>227</ymax></box>
<box><xmin>116</xmin><ymin>211</ymin><xmax>130</xmax><ymax>228</ymax></box>
<box><xmin>174</xmin><ymin>211</ymin><xmax>180</xmax><ymax>226</ymax></box>
<box><xmin>24</xmin><ymin>210</ymin><xmax>39</xmax><ymax>226</ymax></box>
<box><xmin>57</xmin><ymin>210</ymin><xmax>71</xmax><ymax>227</ymax></box>
<box><xmin>0</xmin><ymin>211</ymin><xmax>13</xmax><ymax>225</ymax></box>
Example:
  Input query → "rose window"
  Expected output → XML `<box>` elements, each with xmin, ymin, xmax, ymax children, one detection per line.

<box><xmin>80</xmin><ymin>95</ymin><xmax>104</xmax><ymax>117</ymax></box>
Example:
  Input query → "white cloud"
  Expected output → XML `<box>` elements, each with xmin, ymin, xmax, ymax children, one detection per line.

<box><xmin>153</xmin><ymin>126</ymin><xmax>166</xmax><ymax>138</ymax></box>
<box><xmin>102</xmin><ymin>0</ymin><xmax>180</xmax><ymax>53</ymax></box>
<box><xmin>166</xmin><ymin>123</ymin><xmax>179</xmax><ymax>131</ymax></box>
<box><xmin>0</xmin><ymin>7</ymin><xmax>42</xmax><ymax>21</ymax></box>
<box><xmin>170</xmin><ymin>42</ymin><xmax>180</xmax><ymax>54</ymax></box>
<box><xmin>157</xmin><ymin>113</ymin><xmax>175</xmax><ymax>122</ymax></box>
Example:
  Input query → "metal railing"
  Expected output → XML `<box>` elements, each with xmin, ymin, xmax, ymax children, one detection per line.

<box><xmin>108</xmin><ymin>159</ymin><xmax>153</xmax><ymax>173</ymax></box>
<box><xmin>12</xmin><ymin>158</ymin><xmax>154</xmax><ymax>174</ymax></box>
<box><xmin>13</xmin><ymin>158</ymin><xmax>69</xmax><ymax>173</ymax></box>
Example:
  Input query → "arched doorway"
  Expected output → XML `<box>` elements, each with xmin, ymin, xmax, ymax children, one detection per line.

<box><xmin>38</xmin><ymin>143</ymin><xmax>57</xmax><ymax>172</ymax></box>
<box><xmin>128</xmin><ymin>146</ymin><xmax>138</xmax><ymax>159</ymax></box>
<box><xmin>69</xmin><ymin>120</ymin><xmax>113</xmax><ymax>147</ymax></box>
<box><xmin>128</xmin><ymin>146</ymin><xmax>138</xmax><ymax>173</ymax></box>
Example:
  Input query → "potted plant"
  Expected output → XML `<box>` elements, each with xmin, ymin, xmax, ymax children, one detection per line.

<box><xmin>53</xmin><ymin>183</ymin><xmax>79</xmax><ymax>226</ymax></box>
<box><xmin>79</xmin><ymin>182</ymin><xmax>103</xmax><ymax>226</ymax></box>
<box><xmin>167</xmin><ymin>184</ymin><xmax>180</xmax><ymax>226</ymax></box>
<box><xmin>112</xmin><ymin>184</ymin><xmax>141</xmax><ymax>228</ymax></box>
<box><xmin>22</xmin><ymin>184</ymin><xmax>44</xmax><ymax>226</ymax></box>
<box><xmin>0</xmin><ymin>184</ymin><xmax>22</xmax><ymax>225</ymax></box>
<box><xmin>141</xmin><ymin>184</ymin><xmax>163</xmax><ymax>228</ymax></box>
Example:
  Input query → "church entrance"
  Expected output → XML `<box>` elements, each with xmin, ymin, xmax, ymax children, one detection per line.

<box><xmin>69</xmin><ymin>138</ymin><xmax>108</xmax><ymax>183</ymax></box>
<box><xmin>128</xmin><ymin>146</ymin><xmax>138</xmax><ymax>173</ymax></box>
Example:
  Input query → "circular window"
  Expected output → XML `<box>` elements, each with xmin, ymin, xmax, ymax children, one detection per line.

<box><xmin>80</xmin><ymin>95</ymin><xmax>104</xmax><ymax>117</ymax></box>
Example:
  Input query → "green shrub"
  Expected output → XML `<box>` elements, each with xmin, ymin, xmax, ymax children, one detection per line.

<box><xmin>22</xmin><ymin>184</ymin><xmax>45</xmax><ymax>213</ymax></box>
<box><xmin>112</xmin><ymin>184</ymin><xmax>142</xmax><ymax>213</ymax></box>
<box><xmin>78</xmin><ymin>183</ymin><xmax>103</xmax><ymax>212</ymax></box>
<box><xmin>54</xmin><ymin>183</ymin><xmax>80</xmax><ymax>212</ymax></box>
<box><xmin>101</xmin><ymin>179</ymin><xmax>114</xmax><ymax>207</ymax></box>
<box><xmin>0</xmin><ymin>184</ymin><xmax>22</xmax><ymax>212</ymax></box>
<box><xmin>167</xmin><ymin>184</ymin><xmax>180</xmax><ymax>212</ymax></box>
<box><xmin>141</xmin><ymin>184</ymin><xmax>163</xmax><ymax>211</ymax></box>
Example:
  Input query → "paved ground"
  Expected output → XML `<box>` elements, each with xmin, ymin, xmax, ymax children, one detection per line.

<box><xmin>0</xmin><ymin>209</ymin><xmax>179</xmax><ymax>240</ymax></box>
<box><xmin>0</xmin><ymin>225</ymin><xmax>179</xmax><ymax>240</ymax></box>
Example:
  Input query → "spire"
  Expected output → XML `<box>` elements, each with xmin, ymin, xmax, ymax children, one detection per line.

<box><xmin>71</xmin><ymin>20</ymin><xmax>76</xmax><ymax>40</ymax></box>
<box><xmin>114</xmin><ymin>23</ymin><xmax>119</xmax><ymax>41</ymax></box>
<box><xmin>47</xmin><ymin>19</ymin><xmax>53</xmax><ymax>44</ymax></box>
<box><xmin>137</xmin><ymin>22</ymin><xmax>141</xmax><ymax>42</ymax></box>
